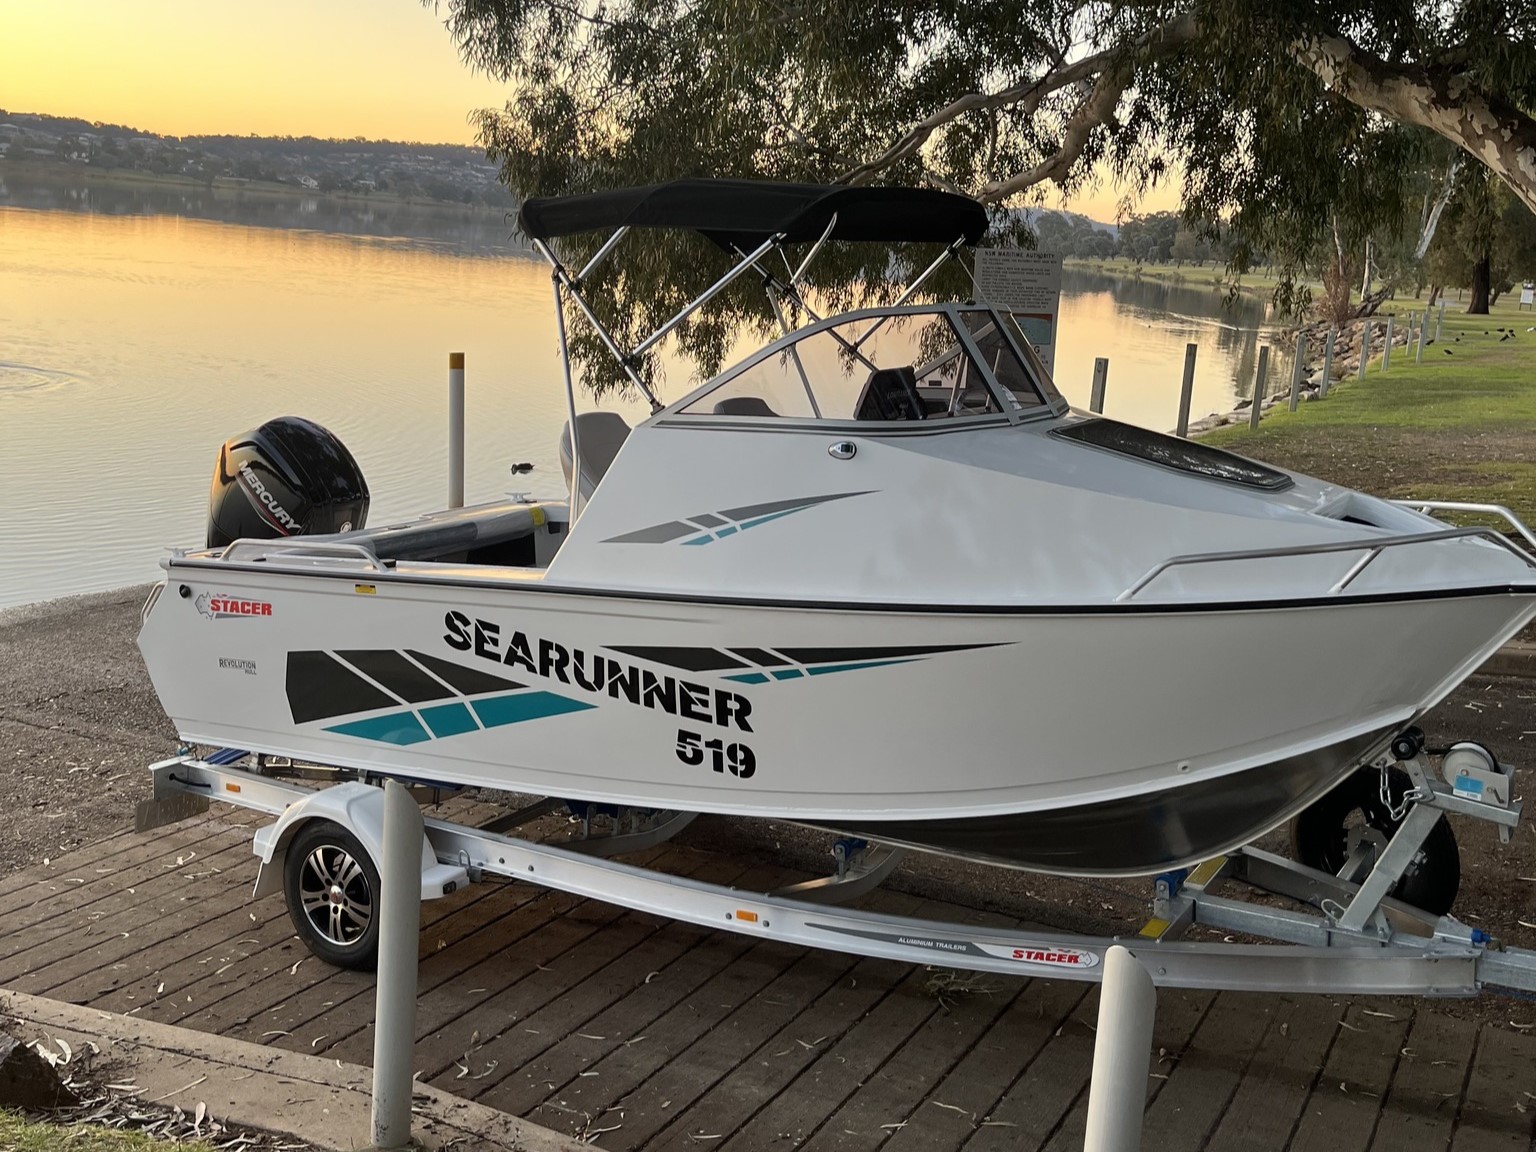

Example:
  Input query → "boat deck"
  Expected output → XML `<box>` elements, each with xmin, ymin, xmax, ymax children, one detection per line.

<box><xmin>2</xmin><ymin>801</ymin><xmax>1532</xmax><ymax>1152</ymax></box>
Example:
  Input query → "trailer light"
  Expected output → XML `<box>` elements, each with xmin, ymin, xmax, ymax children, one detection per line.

<box><xmin>225</xmin><ymin>783</ymin><xmax>242</xmax><ymax>794</ymax></box>
<box><xmin>734</xmin><ymin>909</ymin><xmax>759</xmax><ymax>924</ymax></box>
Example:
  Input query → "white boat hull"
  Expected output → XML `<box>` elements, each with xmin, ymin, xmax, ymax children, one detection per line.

<box><xmin>138</xmin><ymin>564</ymin><xmax>1536</xmax><ymax>874</ymax></box>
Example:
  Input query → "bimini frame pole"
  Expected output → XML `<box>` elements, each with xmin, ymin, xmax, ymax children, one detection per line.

<box><xmin>853</xmin><ymin>235</ymin><xmax>969</xmax><ymax>350</ymax></box>
<box><xmin>551</xmin><ymin>276</ymin><xmax>586</xmax><ymax>521</ymax></box>
<box><xmin>577</xmin><ymin>225</ymin><xmax>630</xmax><ymax>284</ymax></box>
<box><xmin>532</xmin><ymin>239</ymin><xmax>661</xmax><ymax>414</ymax></box>
<box><xmin>634</xmin><ymin>233</ymin><xmax>785</xmax><ymax>357</ymax></box>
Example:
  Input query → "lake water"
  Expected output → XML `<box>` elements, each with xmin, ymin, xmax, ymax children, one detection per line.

<box><xmin>0</xmin><ymin>172</ymin><xmax>1291</xmax><ymax>609</ymax></box>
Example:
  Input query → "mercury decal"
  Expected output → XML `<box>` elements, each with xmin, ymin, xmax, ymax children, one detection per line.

<box><xmin>237</xmin><ymin>463</ymin><xmax>300</xmax><ymax>534</ymax></box>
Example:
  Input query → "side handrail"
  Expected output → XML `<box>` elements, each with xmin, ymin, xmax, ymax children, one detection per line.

<box><xmin>1389</xmin><ymin>499</ymin><xmax>1536</xmax><ymax>555</ymax></box>
<box><xmin>218</xmin><ymin>538</ymin><xmax>387</xmax><ymax>571</ymax></box>
<box><xmin>1117</xmin><ymin>525</ymin><xmax>1536</xmax><ymax>602</ymax></box>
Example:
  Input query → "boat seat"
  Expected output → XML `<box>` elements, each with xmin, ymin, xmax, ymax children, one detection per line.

<box><xmin>314</xmin><ymin>500</ymin><xmax>547</xmax><ymax>564</ymax></box>
<box><xmin>712</xmin><ymin>396</ymin><xmax>780</xmax><ymax>417</ymax></box>
<box><xmin>560</xmin><ymin>411</ymin><xmax>632</xmax><ymax>501</ymax></box>
<box><xmin>855</xmin><ymin>366</ymin><xmax>927</xmax><ymax>421</ymax></box>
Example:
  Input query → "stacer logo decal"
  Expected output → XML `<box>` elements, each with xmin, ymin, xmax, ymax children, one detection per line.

<box><xmin>809</xmin><ymin>921</ymin><xmax>1101</xmax><ymax>970</ymax></box>
<box><xmin>196</xmin><ymin>592</ymin><xmax>273</xmax><ymax>620</ymax></box>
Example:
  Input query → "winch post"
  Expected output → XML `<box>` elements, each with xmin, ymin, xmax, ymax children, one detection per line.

<box><xmin>1084</xmin><ymin>946</ymin><xmax>1156</xmax><ymax>1152</ymax></box>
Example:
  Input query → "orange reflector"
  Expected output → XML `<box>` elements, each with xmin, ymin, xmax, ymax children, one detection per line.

<box><xmin>735</xmin><ymin>909</ymin><xmax>759</xmax><ymax>924</ymax></box>
<box><xmin>225</xmin><ymin>783</ymin><xmax>242</xmax><ymax>793</ymax></box>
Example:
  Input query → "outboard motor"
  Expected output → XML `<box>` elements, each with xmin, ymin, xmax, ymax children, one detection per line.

<box><xmin>207</xmin><ymin>416</ymin><xmax>370</xmax><ymax>548</ymax></box>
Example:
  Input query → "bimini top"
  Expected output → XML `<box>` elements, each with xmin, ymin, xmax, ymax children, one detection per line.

<box><xmin>517</xmin><ymin>178</ymin><xmax>989</xmax><ymax>250</ymax></box>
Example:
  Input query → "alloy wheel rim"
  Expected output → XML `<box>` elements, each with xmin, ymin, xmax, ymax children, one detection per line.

<box><xmin>298</xmin><ymin>844</ymin><xmax>372</xmax><ymax>946</ymax></box>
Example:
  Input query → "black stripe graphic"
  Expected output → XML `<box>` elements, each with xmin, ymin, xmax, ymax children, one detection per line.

<box><xmin>608</xmin><ymin>646</ymin><xmax>750</xmax><ymax>672</ymax></box>
<box><xmin>286</xmin><ymin>651</ymin><xmax>399</xmax><ymax>724</ymax></box>
<box><xmin>406</xmin><ymin>650</ymin><xmax>525</xmax><ymax>696</ymax></box>
<box><xmin>337</xmin><ymin>650</ymin><xmax>456</xmax><ymax>703</ymax></box>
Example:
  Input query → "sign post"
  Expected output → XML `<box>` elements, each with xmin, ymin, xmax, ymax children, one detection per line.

<box><xmin>973</xmin><ymin>248</ymin><xmax>1065</xmax><ymax>376</ymax></box>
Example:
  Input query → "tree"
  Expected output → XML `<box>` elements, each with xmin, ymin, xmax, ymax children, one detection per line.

<box><xmin>1426</xmin><ymin>174</ymin><xmax>1536</xmax><ymax>312</ymax></box>
<box><xmin>430</xmin><ymin>0</ymin><xmax>1536</xmax><ymax>393</ymax></box>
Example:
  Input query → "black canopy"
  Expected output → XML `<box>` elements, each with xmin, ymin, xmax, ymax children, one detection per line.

<box><xmin>517</xmin><ymin>178</ymin><xmax>988</xmax><ymax>249</ymax></box>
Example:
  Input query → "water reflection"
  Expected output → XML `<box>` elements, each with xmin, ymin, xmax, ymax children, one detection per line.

<box><xmin>1</xmin><ymin>171</ymin><xmax>1297</xmax><ymax>609</ymax></box>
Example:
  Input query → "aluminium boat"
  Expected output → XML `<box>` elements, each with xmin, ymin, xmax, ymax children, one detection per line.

<box><xmin>136</xmin><ymin>179</ymin><xmax>1536</xmax><ymax>877</ymax></box>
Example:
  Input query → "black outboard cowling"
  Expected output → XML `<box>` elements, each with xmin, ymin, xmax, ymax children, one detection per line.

<box><xmin>207</xmin><ymin>416</ymin><xmax>370</xmax><ymax>548</ymax></box>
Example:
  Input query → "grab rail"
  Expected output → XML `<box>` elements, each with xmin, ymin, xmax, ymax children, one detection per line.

<box><xmin>1116</xmin><ymin>525</ymin><xmax>1536</xmax><ymax>602</ymax></box>
<box><xmin>1389</xmin><ymin>499</ymin><xmax>1536</xmax><ymax>555</ymax></box>
<box><xmin>218</xmin><ymin>539</ymin><xmax>388</xmax><ymax>571</ymax></box>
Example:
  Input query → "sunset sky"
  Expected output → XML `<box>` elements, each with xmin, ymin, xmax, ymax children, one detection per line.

<box><xmin>2</xmin><ymin>0</ymin><xmax>1174</xmax><ymax>222</ymax></box>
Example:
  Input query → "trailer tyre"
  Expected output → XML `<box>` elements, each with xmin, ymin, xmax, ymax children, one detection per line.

<box><xmin>1290</xmin><ymin>767</ymin><xmax>1460</xmax><ymax>915</ymax></box>
<box><xmin>283</xmin><ymin>820</ymin><xmax>381</xmax><ymax>970</ymax></box>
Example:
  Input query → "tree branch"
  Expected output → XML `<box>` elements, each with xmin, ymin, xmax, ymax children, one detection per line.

<box><xmin>1291</xmin><ymin>34</ymin><xmax>1536</xmax><ymax>215</ymax></box>
<box><xmin>836</xmin><ymin>11</ymin><xmax>1196</xmax><ymax>189</ymax></box>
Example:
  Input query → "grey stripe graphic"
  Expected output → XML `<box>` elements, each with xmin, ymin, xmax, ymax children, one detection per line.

<box><xmin>602</xmin><ymin>491</ymin><xmax>872</xmax><ymax>545</ymax></box>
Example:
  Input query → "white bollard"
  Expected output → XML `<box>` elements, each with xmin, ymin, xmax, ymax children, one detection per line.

<box><xmin>448</xmin><ymin>352</ymin><xmax>465</xmax><ymax>509</ymax></box>
<box><xmin>1084</xmin><ymin>946</ymin><xmax>1157</xmax><ymax>1152</ymax></box>
<box><xmin>371</xmin><ymin>780</ymin><xmax>423</xmax><ymax>1150</ymax></box>
<box><xmin>1090</xmin><ymin>357</ymin><xmax>1110</xmax><ymax>414</ymax></box>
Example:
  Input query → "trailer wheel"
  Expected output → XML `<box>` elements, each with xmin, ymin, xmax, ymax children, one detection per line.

<box><xmin>283</xmin><ymin>820</ymin><xmax>381</xmax><ymax>970</ymax></box>
<box><xmin>1290</xmin><ymin>767</ymin><xmax>1460</xmax><ymax>915</ymax></box>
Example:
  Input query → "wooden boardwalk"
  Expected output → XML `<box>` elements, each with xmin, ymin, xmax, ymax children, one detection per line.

<box><xmin>2</xmin><ymin>803</ymin><xmax>1533</xmax><ymax>1151</ymax></box>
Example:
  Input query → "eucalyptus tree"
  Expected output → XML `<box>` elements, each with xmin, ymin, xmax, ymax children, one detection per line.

<box><xmin>431</xmin><ymin>0</ymin><xmax>1536</xmax><ymax>393</ymax></box>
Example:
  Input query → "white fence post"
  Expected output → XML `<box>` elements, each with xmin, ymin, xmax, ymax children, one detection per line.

<box><xmin>1083</xmin><ymin>946</ymin><xmax>1157</xmax><ymax>1152</ymax></box>
<box><xmin>448</xmin><ymin>352</ymin><xmax>465</xmax><ymax>509</ymax></box>
<box><xmin>1288</xmin><ymin>332</ymin><xmax>1307</xmax><ymax>412</ymax></box>
<box><xmin>1383</xmin><ymin>315</ymin><xmax>1394</xmax><ymax>370</ymax></box>
<box><xmin>1358</xmin><ymin>321</ymin><xmax>1370</xmax><ymax>380</ymax></box>
<box><xmin>371</xmin><ymin>780</ymin><xmax>423</xmax><ymax>1150</ymax></box>
<box><xmin>1090</xmin><ymin>358</ymin><xmax>1110</xmax><ymax>414</ymax></box>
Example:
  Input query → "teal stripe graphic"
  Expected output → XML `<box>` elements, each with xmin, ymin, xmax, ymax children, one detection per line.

<box><xmin>420</xmin><ymin>701</ymin><xmax>479</xmax><ymax>738</ymax></box>
<box><xmin>806</xmin><ymin>658</ymin><xmax>918</xmax><ymax>676</ymax></box>
<box><xmin>724</xmin><ymin>671</ymin><xmax>770</xmax><ymax>684</ymax></box>
<box><xmin>472</xmin><ymin>690</ymin><xmax>595</xmax><ymax>728</ymax></box>
<box><xmin>325</xmin><ymin>711</ymin><xmax>431</xmax><ymax>745</ymax></box>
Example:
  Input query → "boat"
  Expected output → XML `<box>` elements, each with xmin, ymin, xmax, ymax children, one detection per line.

<box><xmin>136</xmin><ymin>178</ymin><xmax>1536</xmax><ymax>880</ymax></box>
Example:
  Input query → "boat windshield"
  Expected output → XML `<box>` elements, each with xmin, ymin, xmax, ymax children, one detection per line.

<box><xmin>678</xmin><ymin>307</ymin><xmax>1056</xmax><ymax>422</ymax></box>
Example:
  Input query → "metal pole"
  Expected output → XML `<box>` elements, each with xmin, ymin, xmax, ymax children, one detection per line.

<box><xmin>1320</xmin><ymin>328</ymin><xmax>1336</xmax><ymax>399</ymax></box>
<box><xmin>447</xmin><ymin>353</ymin><xmax>465</xmax><ymax>509</ymax></box>
<box><xmin>1383</xmin><ymin>315</ymin><xmax>1394</xmax><ymax>370</ymax></box>
<box><xmin>1288</xmin><ymin>331</ymin><xmax>1307</xmax><ymax>412</ymax></box>
<box><xmin>1436</xmin><ymin>299</ymin><xmax>1445</xmax><ymax>341</ymax></box>
<box><xmin>552</xmin><ymin>280</ymin><xmax>585</xmax><ymax>521</ymax></box>
<box><xmin>1083</xmin><ymin>946</ymin><xmax>1156</xmax><ymax>1152</ymax></box>
<box><xmin>1175</xmin><ymin>343</ymin><xmax>1197</xmax><ymax>437</ymax></box>
<box><xmin>372</xmin><ymin>779</ymin><xmax>422</xmax><ymax>1151</ymax></box>
<box><xmin>1358</xmin><ymin>321</ymin><xmax>1370</xmax><ymax>381</ymax></box>
<box><xmin>1250</xmin><ymin>345</ymin><xmax>1270</xmax><ymax>430</ymax></box>
<box><xmin>1090</xmin><ymin>357</ymin><xmax>1109</xmax><ymax>414</ymax></box>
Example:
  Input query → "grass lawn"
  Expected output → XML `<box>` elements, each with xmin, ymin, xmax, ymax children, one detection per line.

<box><xmin>1204</xmin><ymin>295</ymin><xmax>1536</xmax><ymax>525</ymax></box>
<box><xmin>0</xmin><ymin>1111</ymin><xmax>213</xmax><ymax>1152</ymax></box>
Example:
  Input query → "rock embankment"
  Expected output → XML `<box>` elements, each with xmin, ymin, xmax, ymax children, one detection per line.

<box><xmin>1183</xmin><ymin>311</ymin><xmax>1425</xmax><ymax>436</ymax></box>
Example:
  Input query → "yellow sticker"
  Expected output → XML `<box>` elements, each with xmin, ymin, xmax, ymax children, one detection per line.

<box><xmin>354</xmin><ymin>583</ymin><xmax>377</xmax><ymax>595</ymax></box>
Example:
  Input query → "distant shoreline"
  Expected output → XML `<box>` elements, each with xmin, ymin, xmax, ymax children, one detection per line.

<box><xmin>0</xmin><ymin>158</ymin><xmax>517</xmax><ymax>216</ymax></box>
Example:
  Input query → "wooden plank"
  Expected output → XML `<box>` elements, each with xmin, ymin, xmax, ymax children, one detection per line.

<box><xmin>1369</xmin><ymin>1010</ymin><xmax>1479</xmax><ymax>1151</ymax></box>
<box><xmin>1036</xmin><ymin>985</ymin><xmax>1217</xmax><ymax>1152</ymax></box>
<box><xmin>622</xmin><ymin>952</ymin><xmax>916</xmax><ymax>1150</ymax></box>
<box><xmin>793</xmin><ymin>973</ymin><xmax>1027</xmax><ymax>1152</ymax></box>
<box><xmin>1450</xmin><ymin>1024</ymin><xmax>1536</xmax><ymax>1152</ymax></box>
<box><xmin>877</xmin><ymin>978</ymin><xmax>1093</xmax><ymax>1152</ymax></box>
<box><xmin>0</xmin><ymin>835</ymin><xmax>275</xmax><ymax>989</ymax></box>
<box><xmin>476</xmin><ymin>921</ymin><xmax>762</xmax><ymax>1119</ymax></box>
<box><xmin>1289</xmin><ymin>1000</ymin><xmax>1414</xmax><ymax>1152</ymax></box>
<box><xmin>1203</xmin><ymin>995</ymin><xmax>1342</xmax><ymax>1152</ymax></box>
<box><xmin>0</xmin><ymin>815</ymin><xmax>259</xmax><ymax>948</ymax></box>
<box><xmin>414</xmin><ymin>857</ymin><xmax>774</xmax><ymax>1096</ymax></box>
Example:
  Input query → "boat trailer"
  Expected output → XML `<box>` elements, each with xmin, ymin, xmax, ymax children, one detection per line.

<box><xmin>140</xmin><ymin>737</ymin><xmax>1536</xmax><ymax>998</ymax></box>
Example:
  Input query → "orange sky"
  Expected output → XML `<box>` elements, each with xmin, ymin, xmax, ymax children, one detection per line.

<box><xmin>1</xmin><ymin>0</ymin><xmax>1177</xmax><ymax>222</ymax></box>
